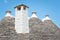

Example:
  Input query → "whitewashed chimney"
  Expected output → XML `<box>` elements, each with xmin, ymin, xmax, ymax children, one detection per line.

<box><xmin>15</xmin><ymin>4</ymin><xmax>29</xmax><ymax>33</ymax></box>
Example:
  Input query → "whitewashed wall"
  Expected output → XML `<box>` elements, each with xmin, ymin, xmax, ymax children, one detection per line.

<box><xmin>15</xmin><ymin>6</ymin><xmax>29</xmax><ymax>33</ymax></box>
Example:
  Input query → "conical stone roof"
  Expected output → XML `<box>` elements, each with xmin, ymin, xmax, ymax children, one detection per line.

<box><xmin>0</xmin><ymin>16</ymin><xmax>17</xmax><ymax>40</ymax></box>
<box><xmin>29</xmin><ymin>17</ymin><xmax>60</xmax><ymax>40</ymax></box>
<box><xmin>0</xmin><ymin>15</ymin><xmax>60</xmax><ymax>40</ymax></box>
<box><xmin>29</xmin><ymin>17</ymin><xmax>46</xmax><ymax>40</ymax></box>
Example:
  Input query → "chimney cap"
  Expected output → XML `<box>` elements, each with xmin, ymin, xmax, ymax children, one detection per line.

<box><xmin>14</xmin><ymin>4</ymin><xmax>29</xmax><ymax>8</ymax></box>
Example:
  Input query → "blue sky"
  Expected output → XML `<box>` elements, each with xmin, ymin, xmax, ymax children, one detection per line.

<box><xmin>0</xmin><ymin>0</ymin><xmax>60</xmax><ymax>28</ymax></box>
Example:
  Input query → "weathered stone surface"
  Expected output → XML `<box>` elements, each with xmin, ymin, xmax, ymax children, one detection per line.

<box><xmin>0</xmin><ymin>17</ymin><xmax>17</xmax><ymax>40</ymax></box>
<box><xmin>16</xmin><ymin>33</ymin><xmax>29</xmax><ymax>40</ymax></box>
<box><xmin>0</xmin><ymin>17</ymin><xmax>60</xmax><ymax>40</ymax></box>
<box><xmin>29</xmin><ymin>17</ymin><xmax>60</xmax><ymax>40</ymax></box>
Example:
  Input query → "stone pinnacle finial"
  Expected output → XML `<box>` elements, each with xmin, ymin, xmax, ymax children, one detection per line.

<box><xmin>6</xmin><ymin>10</ymin><xmax>11</xmax><ymax>13</ymax></box>
<box><xmin>32</xmin><ymin>12</ymin><xmax>36</xmax><ymax>14</ymax></box>
<box><xmin>42</xmin><ymin>14</ymin><xmax>51</xmax><ymax>21</ymax></box>
<box><xmin>31</xmin><ymin>12</ymin><xmax>38</xmax><ymax>18</ymax></box>
<box><xmin>5</xmin><ymin>10</ymin><xmax>12</xmax><ymax>17</ymax></box>
<box><xmin>45</xmin><ymin>14</ymin><xmax>49</xmax><ymax>17</ymax></box>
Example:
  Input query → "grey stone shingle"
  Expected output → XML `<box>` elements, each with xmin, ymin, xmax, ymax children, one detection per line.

<box><xmin>0</xmin><ymin>17</ymin><xmax>60</xmax><ymax>40</ymax></box>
